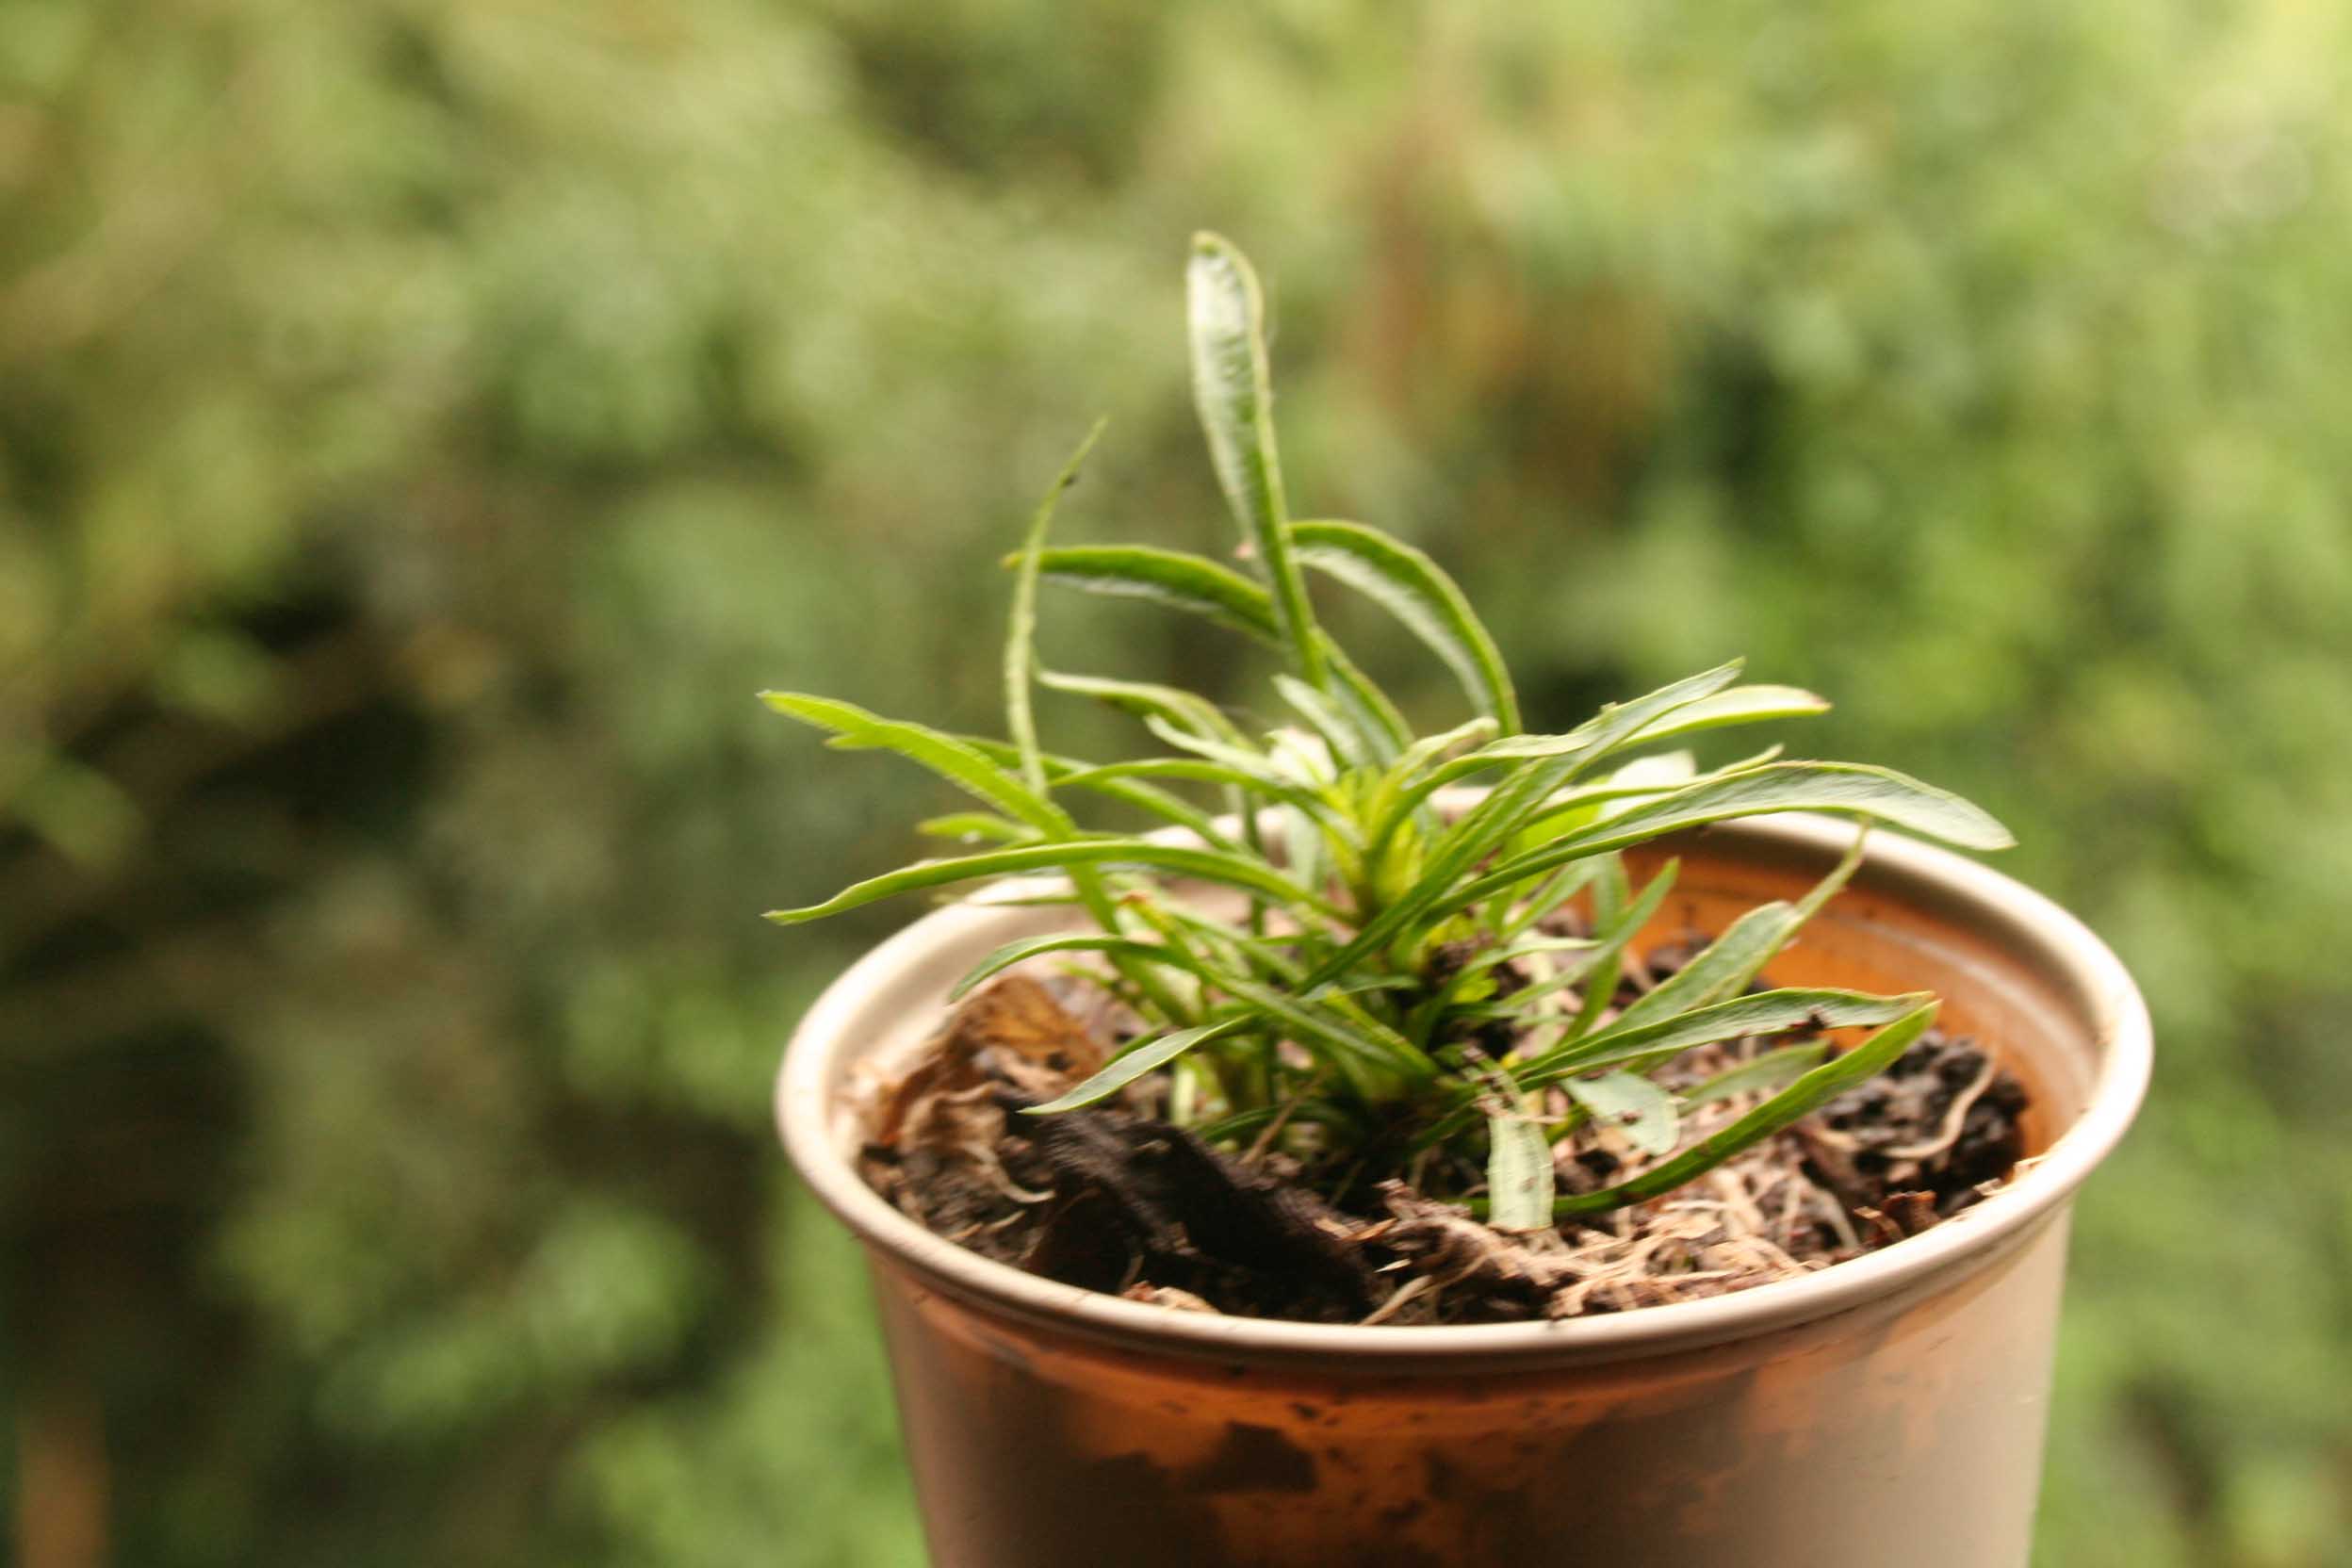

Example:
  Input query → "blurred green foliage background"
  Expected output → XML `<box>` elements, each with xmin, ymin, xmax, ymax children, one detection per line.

<box><xmin>4</xmin><ymin>1</ymin><xmax>2348</xmax><ymax>1563</ymax></box>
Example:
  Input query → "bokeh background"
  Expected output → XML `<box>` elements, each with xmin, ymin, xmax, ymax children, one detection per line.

<box><xmin>6</xmin><ymin>2</ymin><xmax>2350</xmax><ymax>1563</ymax></box>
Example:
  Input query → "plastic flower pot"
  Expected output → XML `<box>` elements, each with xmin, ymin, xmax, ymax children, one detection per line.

<box><xmin>777</xmin><ymin>812</ymin><xmax>2150</xmax><ymax>1568</ymax></box>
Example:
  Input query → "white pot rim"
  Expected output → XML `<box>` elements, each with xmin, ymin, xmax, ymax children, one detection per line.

<box><xmin>778</xmin><ymin>813</ymin><xmax>2150</xmax><ymax>1367</ymax></box>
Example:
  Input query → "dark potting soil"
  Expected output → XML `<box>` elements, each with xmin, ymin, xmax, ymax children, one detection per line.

<box><xmin>858</xmin><ymin>952</ymin><xmax>2031</xmax><ymax>1326</ymax></box>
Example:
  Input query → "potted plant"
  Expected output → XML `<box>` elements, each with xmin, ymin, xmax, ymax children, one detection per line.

<box><xmin>770</xmin><ymin>236</ymin><xmax>2150</xmax><ymax>1567</ymax></box>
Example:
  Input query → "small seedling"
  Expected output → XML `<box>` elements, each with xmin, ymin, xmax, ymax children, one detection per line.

<box><xmin>766</xmin><ymin>235</ymin><xmax>2011</xmax><ymax>1230</ymax></box>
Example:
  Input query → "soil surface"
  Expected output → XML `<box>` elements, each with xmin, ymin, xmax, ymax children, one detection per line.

<box><xmin>858</xmin><ymin>945</ymin><xmax>2031</xmax><ymax>1325</ymax></box>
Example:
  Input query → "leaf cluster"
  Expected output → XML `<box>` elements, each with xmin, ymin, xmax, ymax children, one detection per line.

<box><xmin>767</xmin><ymin>236</ymin><xmax>2011</xmax><ymax>1225</ymax></box>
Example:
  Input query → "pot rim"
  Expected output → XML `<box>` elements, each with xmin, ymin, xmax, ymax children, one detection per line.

<box><xmin>778</xmin><ymin>813</ymin><xmax>2149</xmax><ymax>1364</ymax></box>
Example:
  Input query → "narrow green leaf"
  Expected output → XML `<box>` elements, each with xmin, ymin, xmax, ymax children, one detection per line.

<box><xmin>1679</xmin><ymin>1042</ymin><xmax>1835</xmax><ymax>1110</ymax></box>
<box><xmin>1485</xmin><ymin>1105</ymin><xmax>1557</xmax><ymax>1231</ymax></box>
<box><xmin>1317</xmin><ymin>666</ymin><xmax>1746</xmax><ymax>991</ymax></box>
<box><xmin>959</xmin><ymin>735</ymin><xmax>1240</xmax><ymax>851</ymax></box>
<box><xmin>1024</xmin><ymin>545</ymin><xmax>1281</xmax><ymax>641</ymax></box>
<box><xmin>1562</xmin><ymin>1071</ymin><xmax>1679</xmax><ymax>1158</ymax></box>
<box><xmin>1405</xmin><ymin>933</ymin><xmax>1595</xmax><ymax>1044</ymax></box>
<box><xmin>1025</xmin><ymin>1017</ymin><xmax>1257</xmax><ymax>1115</ymax></box>
<box><xmin>1367</xmin><ymin>661</ymin><xmax>1746</xmax><ymax>870</ymax></box>
<box><xmin>916</xmin><ymin>812</ymin><xmax>1034</xmax><ymax>844</ymax></box>
<box><xmin>1324</xmin><ymin>645</ymin><xmax>1413</xmax><ymax>760</ymax></box>
<box><xmin>1521</xmin><ymin>988</ymin><xmax>1928</xmax><ymax>1087</ymax></box>
<box><xmin>1592</xmin><ymin>751</ymin><xmax>1697</xmax><ymax>816</ymax></box>
<box><xmin>1275</xmin><ymin>674</ymin><xmax>1372</xmax><ymax>769</ymax></box>
<box><xmin>1111</xmin><ymin>892</ymin><xmax>1429</xmax><ymax>1084</ymax></box>
<box><xmin>1050</xmin><ymin>755</ymin><xmax>1347</xmax><ymax>838</ymax></box>
<box><xmin>1187</xmin><ymin>233</ymin><xmax>1326</xmax><ymax>686</ymax></box>
<box><xmin>1509</xmin><ymin>744</ymin><xmax>1788</xmax><ymax>846</ymax></box>
<box><xmin>1450</xmin><ymin>760</ymin><xmax>2015</xmax><ymax>918</ymax></box>
<box><xmin>1153</xmin><ymin>904</ymin><xmax>1306</xmax><ymax>985</ymax></box>
<box><xmin>1495</xmin><ymin>858</ymin><xmax>1603</xmax><ymax>944</ymax></box>
<box><xmin>1039</xmin><ymin>669</ymin><xmax>1244</xmax><ymax>745</ymax></box>
<box><xmin>1561</xmin><ymin>856</ymin><xmax>1672</xmax><ymax>1034</ymax></box>
<box><xmin>1291</xmin><ymin>518</ymin><xmax>1520</xmax><ymax>731</ymax></box>
<box><xmin>761</xmin><ymin>694</ymin><xmax>1072</xmax><ymax>836</ymax></box>
<box><xmin>1602</xmin><ymin>828</ymin><xmax>1869</xmax><ymax>1057</ymax></box>
<box><xmin>1619</xmin><ymin>684</ymin><xmax>1830</xmax><ymax>746</ymax></box>
<box><xmin>1021</xmin><ymin>546</ymin><xmax>1407</xmax><ymax>759</ymax></box>
<box><xmin>1264</xmin><ymin>726</ymin><xmax>1341</xmax><ymax>790</ymax></box>
<box><xmin>764</xmin><ymin>838</ymin><xmax>1341</xmax><ymax>924</ymax></box>
<box><xmin>1007</xmin><ymin>421</ymin><xmax>1108</xmax><ymax>795</ymax></box>
<box><xmin>1550</xmin><ymin>1002</ymin><xmax>1938</xmax><ymax>1215</ymax></box>
<box><xmin>949</xmin><ymin>933</ymin><xmax>1183</xmax><ymax>1003</ymax></box>
<box><xmin>1194</xmin><ymin>1098</ymin><xmax>1362</xmax><ymax>1144</ymax></box>
<box><xmin>1440</xmin><ymin>661</ymin><xmax>1749</xmax><ymax>773</ymax></box>
<box><xmin>1214</xmin><ymin>968</ymin><xmax>1434</xmax><ymax>1083</ymax></box>
<box><xmin>1432</xmin><ymin>858</ymin><xmax>1667</xmax><ymax>1033</ymax></box>
<box><xmin>1389</xmin><ymin>715</ymin><xmax>1502</xmax><ymax>789</ymax></box>
<box><xmin>1608</xmin><ymin>899</ymin><xmax>1800</xmax><ymax>1037</ymax></box>
<box><xmin>976</xmin><ymin>917</ymin><xmax>1426</xmax><ymax>1104</ymax></box>
<box><xmin>1135</xmin><ymin>719</ymin><xmax>1307</xmax><ymax>792</ymax></box>
<box><xmin>1580</xmin><ymin>760</ymin><xmax>2012</xmax><ymax>852</ymax></box>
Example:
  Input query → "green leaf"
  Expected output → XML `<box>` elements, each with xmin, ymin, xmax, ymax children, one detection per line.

<box><xmin>1607</xmin><ymin>829</ymin><xmax>1866</xmax><ymax>1047</ymax></box>
<box><xmin>1562</xmin><ymin>1071</ymin><xmax>1679</xmax><ymax>1158</ymax></box>
<box><xmin>1592</xmin><ymin>751</ymin><xmax>1698</xmax><ymax>814</ymax></box>
<box><xmin>1508</xmin><ymin>744</ymin><xmax>1787</xmax><ymax>845</ymax></box>
<box><xmin>1563</xmin><ymin>855</ymin><xmax>1644</xmax><ymax>1039</ymax></box>
<box><xmin>1050</xmin><ymin>755</ymin><xmax>1347</xmax><ymax>838</ymax></box>
<box><xmin>1619</xmin><ymin>684</ymin><xmax>1829</xmax><ymax>746</ymax></box>
<box><xmin>1494</xmin><ymin>858</ymin><xmax>1603</xmax><ymax>944</ymax></box>
<box><xmin>1405</xmin><ymin>932</ymin><xmax>1595</xmax><ymax>1044</ymax></box>
<box><xmin>1264</xmin><ymin>726</ymin><xmax>1341</xmax><ymax>790</ymax></box>
<box><xmin>1153</xmin><ymin>904</ymin><xmax>1306</xmax><ymax>985</ymax></box>
<box><xmin>1387</xmin><ymin>715</ymin><xmax>1501</xmax><ymax>790</ymax></box>
<box><xmin>1136</xmin><ymin>718</ymin><xmax>1312</xmax><ymax>791</ymax></box>
<box><xmin>1187</xmin><ymin>233</ymin><xmax>1326</xmax><ymax>686</ymax></box>
<box><xmin>1007</xmin><ymin>420</ymin><xmax>1108</xmax><ymax>794</ymax></box>
<box><xmin>1485</xmin><ymin>1104</ymin><xmax>1557</xmax><ymax>1231</ymax></box>
<box><xmin>916</xmin><ymin>812</ymin><xmax>1035</xmax><ymax>844</ymax></box>
<box><xmin>1291</xmin><ymin>518</ymin><xmax>1520</xmax><ymax>731</ymax></box>
<box><xmin>1591</xmin><ymin>760</ymin><xmax>2012</xmax><ymax>851</ymax></box>
<box><xmin>1607</xmin><ymin>899</ymin><xmax>1800</xmax><ymax>1037</ymax></box>
<box><xmin>1520</xmin><ymin>988</ymin><xmax>1928</xmax><ymax>1087</ymax></box>
<box><xmin>1024</xmin><ymin>545</ymin><xmax>1281</xmax><ymax>642</ymax></box>
<box><xmin>1195</xmin><ymin>1098</ymin><xmax>1362</xmax><ymax>1144</ymax></box>
<box><xmin>1369</xmin><ymin>661</ymin><xmax>1746</xmax><ymax>864</ymax></box>
<box><xmin>1025</xmin><ymin>1017</ymin><xmax>1257</xmax><ymax>1115</ymax></box>
<box><xmin>1679</xmin><ymin>1042</ymin><xmax>1836</xmax><ymax>1110</ymax></box>
<box><xmin>1550</xmin><ymin>1002</ymin><xmax>1939</xmax><ymax>1216</ymax></box>
<box><xmin>764</xmin><ymin>838</ymin><xmax>1341</xmax><ymax>924</ymax></box>
<box><xmin>1323</xmin><ymin>645</ymin><xmax>1413</xmax><ymax>760</ymax></box>
<box><xmin>1319</xmin><ymin>665</ymin><xmax>1744</xmax><ymax>990</ymax></box>
<box><xmin>1021</xmin><ymin>545</ymin><xmax>1408</xmax><ymax>759</ymax></box>
<box><xmin>1039</xmin><ymin>669</ymin><xmax>1243</xmax><ymax>745</ymax></box>
<box><xmin>959</xmin><ymin>735</ymin><xmax>1240</xmax><ymax>851</ymax></box>
<box><xmin>1109</xmin><ymin>894</ymin><xmax>1429</xmax><ymax>1085</ymax></box>
<box><xmin>1450</xmin><ymin>760</ymin><xmax>2014</xmax><ymax>918</ymax></box>
<box><xmin>1212</xmin><ymin>967</ymin><xmax>1434</xmax><ymax>1083</ymax></box>
<box><xmin>948</xmin><ymin>933</ymin><xmax>1183</xmax><ymax>1002</ymax></box>
<box><xmin>761</xmin><ymin>694</ymin><xmax>1072</xmax><ymax>836</ymax></box>
<box><xmin>1440</xmin><ymin>661</ymin><xmax>1749</xmax><ymax>773</ymax></box>
<box><xmin>1275</xmin><ymin>674</ymin><xmax>1373</xmax><ymax>769</ymax></box>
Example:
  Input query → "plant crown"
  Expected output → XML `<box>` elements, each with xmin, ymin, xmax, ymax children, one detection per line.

<box><xmin>766</xmin><ymin>235</ymin><xmax>2013</xmax><ymax>1227</ymax></box>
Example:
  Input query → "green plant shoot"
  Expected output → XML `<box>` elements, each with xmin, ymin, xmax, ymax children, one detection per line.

<box><xmin>765</xmin><ymin>235</ymin><xmax>2012</xmax><ymax>1222</ymax></box>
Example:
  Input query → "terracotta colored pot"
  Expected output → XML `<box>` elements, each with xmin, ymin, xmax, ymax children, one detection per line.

<box><xmin>778</xmin><ymin>814</ymin><xmax>2150</xmax><ymax>1567</ymax></box>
